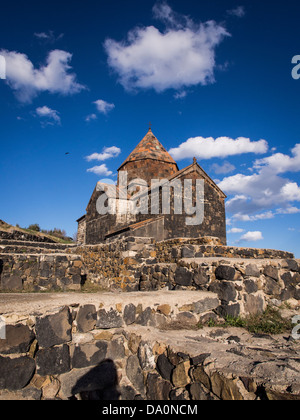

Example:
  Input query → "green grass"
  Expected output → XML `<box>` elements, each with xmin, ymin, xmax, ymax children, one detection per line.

<box><xmin>245</xmin><ymin>307</ymin><xmax>293</xmax><ymax>335</ymax></box>
<box><xmin>200</xmin><ymin>307</ymin><xmax>293</xmax><ymax>335</ymax></box>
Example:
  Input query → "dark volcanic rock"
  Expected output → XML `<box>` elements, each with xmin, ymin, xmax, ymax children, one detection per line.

<box><xmin>126</xmin><ymin>355</ymin><xmax>145</xmax><ymax>394</ymax></box>
<box><xmin>209</xmin><ymin>281</ymin><xmax>237</xmax><ymax>302</ymax></box>
<box><xmin>71</xmin><ymin>341</ymin><xmax>108</xmax><ymax>369</ymax></box>
<box><xmin>76</xmin><ymin>305</ymin><xmax>97</xmax><ymax>333</ymax></box>
<box><xmin>156</xmin><ymin>354</ymin><xmax>174</xmax><ymax>382</ymax></box>
<box><xmin>0</xmin><ymin>356</ymin><xmax>36</xmax><ymax>390</ymax></box>
<box><xmin>36</xmin><ymin>344</ymin><xmax>70</xmax><ymax>376</ymax></box>
<box><xmin>35</xmin><ymin>306</ymin><xmax>72</xmax><ymax>348</ymax></box>
<box><xmin>96</xmin><ymin>309</ymin><xmax>123</xmax><ymax>329</ymax></box>
<box><xmin>146</xmin><ymin>372</ymin><xmax>172</xmax><ymax>400</ymax></box>
<box><xmin>215</xmin><ymin>265</ymin><xmax>236</xmax><ymax>281</ymax></box>
<box><xmin>0</xmin><ymin>324</ymin><xmax>35</xmax><ymax>354</ymax></box>
<box><xmin>123</xmin><ymin>304</ymin><xmax>136</xmax><ymax>325</ymax></box>
<box><xmin>174</xmin><ymin>267</ymin><xmax>193</xmax><ymax>286</ymax></box>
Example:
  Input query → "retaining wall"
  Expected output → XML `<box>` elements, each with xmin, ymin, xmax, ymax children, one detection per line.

<box><xmin>0</xmin><ymin>254</ymin><xmax>85</xmax><ymax>292</ymax></box>
<box><xmin>0</xmin><ymin>293</ymin><xmax>299</xmax><ymax>400</ymax></box>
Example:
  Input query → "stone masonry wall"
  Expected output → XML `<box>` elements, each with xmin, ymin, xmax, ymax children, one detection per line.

<box><xmin>0</xmin><ymin>236</ymin><xmax>298</xmax><ymax>318</ymax></box>
<box><xmin>0</xmin><ymin>295</ymin><xmax>299</xmax><ymax>400</ymax></box>
<box><xmin>0</xmin><ymin>254</ymin><xmax>85</xmax><ymax>292</ymax></box>
<box><xmin>71</xmin><ymin>239</ymin><xmax>299</xmax><ymax>317</ymax></box>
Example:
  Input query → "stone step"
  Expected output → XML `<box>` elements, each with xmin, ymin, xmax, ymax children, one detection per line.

<box><xmin>0</xmin><ymin>245</ymin><xmax>67</xmax><ymax>255</ymax></box>
<box><xmin>0</xmin><ymin>238</ymin><xmax>75</xmax><ymax>249</ymax></box>
<box><xmin>0</xmin><ymin>229</ymin><xmax>56</xmax><ymax>243</ymax></box>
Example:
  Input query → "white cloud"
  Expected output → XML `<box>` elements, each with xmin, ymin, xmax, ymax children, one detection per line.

<box><xmin>94</xmin><ymin>99</ymin><xmax>115</xmax><ymax>115</ymax></box>
<box><xmin>277</xmin><ymin>206</ymin><xmax>300</xmax><ymax>215</ymax></box>
<box><xmin>169</xmin><ymin>136</ymin><xmax>268</xmax><ymax>161</ymax></box>
<box><xmin>174</xmin><ymin>91</ymin><xmax>187</xmax><ymax>100</ymax></box>
<box><xmin>211</xmin><ymin>161</ymin><xmax>235</xmax><ymax>174</ymax></box>
<box><xmin>219</xmin><ymin>144</ymin><xmax>300</xmax><ymax>220</ymax></box>
<box><xmin>0</xmin><ymin>49</ymin><xmax>85</xmax><ymax>102</ymax></box>
<box><xmin>104</xmin><ymin>3</ymin><xmax>230</xmax><ymax>93</ymax></box>
<box><xmin>86</xmin><ymin>146</ymin><xmax>121</xmax><ymax>162</ymax></box>
<box><xmin>87</xmin><ymin>164</ymin><xmax>113</xmax><ymax>177</ymax></box>
<box><xmin>233</xmin><ymin>211</ymin><xmax>275</xmax><ymax>222</ymax></box>
<box><xmin>228</xmin><ymin>227</ymin><xmax>244</xmax><ymax>234</ymax></box>
<box><xmin>254</xmin><ymin>144</ymin><xmax>300</xmax><ymax>174</ymax></box>
<box><xmin>240</xmin><ymin>231</ymin><xmax>263</xmax><ymax>242</ymax></box>
<box><xmin>85</xmin><ymin>113</ymin><xmax>97</xmax><ymax>122</ymax></box>
<box><xmin>279</xmin><ymin>182</ymin><xmax>300</xmax><ymax>201</ymax></box>
<box><xmin>36</xmin><ymin>106</ymin><xmax>61</xmax><ymax>125</ymax></box>
<box><xmin>227</xmin><ymin>6</ymin><xmax>246</xmax><ymax>18</ymax></box>
<box><xmin>34</xmin><ymin>31</ymin><xmax>64</xmax><ymax>43</ymax></box>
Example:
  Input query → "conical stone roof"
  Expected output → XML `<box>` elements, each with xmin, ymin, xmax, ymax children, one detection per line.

<box><xmin>118</xmin><ymin>129</ymin><xmax>178</xmax><ymax>170</ymax></box>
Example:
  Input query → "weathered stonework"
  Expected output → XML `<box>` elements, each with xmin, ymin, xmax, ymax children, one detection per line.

<box><xmin>0</xmin><ymin>253</ymin><xmax>85</xmax><ymax>292</ymax></box>
<box><xmin>78</xmin><ymin>129</ymin><xmax>227</xmax><ymax>245</ymax></box>
<box><xmin>0</xmin><ymin>236</ymin><xmax>298</xmax><ymax>320</ymax></box>
<box><xmin>0</xmin><ymin>294</ymin><xmax>299</xmax><ymax>400</ymax></box>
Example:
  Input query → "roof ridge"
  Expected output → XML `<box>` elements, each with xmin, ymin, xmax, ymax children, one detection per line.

<box><xmin>118</xmin><ymin>130</ymin><xmax>178</xmax><ymax>170</ymax></box>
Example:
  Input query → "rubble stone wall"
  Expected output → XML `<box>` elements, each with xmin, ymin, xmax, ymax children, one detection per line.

<box><xmin>0</xmin><ymin>254</ymin><xmax>85</xmax><ymax>292</ymax></box>
<box><xmin>0</xmin><ymin>296</ymin><xmax>298</xmax><ymax>401</ymax></box>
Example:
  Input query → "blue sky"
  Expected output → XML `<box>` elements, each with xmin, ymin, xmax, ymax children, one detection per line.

<box><xmin>0</xmin><ymin>0</ymin><xmax>300</xmax><ymax>256</ymax></box>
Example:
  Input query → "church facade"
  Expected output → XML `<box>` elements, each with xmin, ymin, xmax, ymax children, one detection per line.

<box><xmin>77</xmin><ymin>129</ymin><xmax>227</xmax><ymax>245</ymax></box>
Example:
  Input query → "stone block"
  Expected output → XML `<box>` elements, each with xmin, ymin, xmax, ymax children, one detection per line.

<box><xmin>0</xmin><ymin>356</ymin><xmax>36</xmax><ymax>390</ymax></box>
<box><xmin>285</xmin><ymin>259</ymin><xmax>299</xmax><ymax>272</ymax></box>
<box><xmin>107</xmin><ymin>337</ymin><xmax>125</xmax><ymax>360</ymax></box>
<box><xmin>193</xmin><ymin>297</ymin><xmax>219</xmax><ymax>314</ymax></box>
<box><xmin>59</xmin><ymin>360</ymin><xmax>118</xmax><ymax>399</ymax></box>
<box><xmin>71</xmin><ymin>341</ymin><xmax>108</xmax><ymax>369</ymax></box>
<box><xmin>157</xmin><ymin>304</ymin><xmax>171</xmax><ymax>316</ymax></box>
<box><xmin>264</xmin><ymin>266</ymin><xmax>279</xmax><ymax>281</ymax></box>
<box><xmin>215</xmin><ymin>265</ymin><xmax>236</xmax><ymax>281</ymax></box>
<box><xmin>244</xmin><ymin>279</ymin><xmax>258</xmax><ymax>294</ymax></box>
<box><xmin>126</xmin><ymin>355</ymin><xmax>145</xmax><ymax>394</ymax></box>
<box><xmin>174</xmin><ymin>267</ymin><xmax>193</xmax><ymax>286</ymax></box>
<box><xmin>217</xmin><ymin>303</ymin><xmax>241</xmax><ymax>318</ymax></box>
<box><xmin>123</xmin><ymin>304</ymin><xmax>136</xmax><ymax>325</ymax></box>
<box><xmin>193</xmin><ymin>268</ymin><xmax>209</xmax><ymax>287</ymax></box>
<box><xmin>175</xmin><ymin>312</ymin><xmax>198</xmax><ymax>326</ymax></box>
<box><xmin>156</xmin><ymin>354</ymin><xmax>174</xmax><ymax>382</ymax></box>
<box><xmin>209</xmin><ymin>281</ymin><xmax>237</xmax><ymax>303</ymax></box>
<box><xmin>1</xmin><ymin>275</ymin><xmax>23</xmax><ymax>291</ymax></box>
<box><xmin>35</xmin><ymin>306</ymin><xmax>72</xmax><ymax>348</ymax></box>
<box><xmin>245</xmin><ymin>264</ymin><xmax>260</xmax><ymax>278</ymax></box>
<box><xmin>76</xmin><ymin>305</ymin><xmax>97</xmax><ymax>333</ymax></box>
<box><xmin>36</xmin><ymin>344</ymin><xmax>70</xmax><ymax>376</ymax></box>
<box><xmin>136</xmin><ymin>307</ymin><xmax>152</xmax><ymax>326</ymax></box>
<box><xmin>0</xmin><ymin>324</ymin><xmax>35</xmax><ymax>354</ymax></box>
<box><xmin>146</xmin><ymin>373</ymin><xmax>172</xmax><ymax>400</ymax></box>
<box><xmin>137</xmin><ymin>341</ymin><xmax>156</xmax><ymax>370</ymax></box>
<box><xmin>244</xmin><ymin>294</ymin><xmax>265</xmax><ymax>315</ymax></box>
<box><xmin>181</xmin><ymin>246</ymin><xmax>195</xmax><ymax>258</ymax></box>
<box><xmin>192</xmin><ymin>365</ymin><xmax>211</xmax><ymax>390</ymax></box>
<box><xmin>97</xmin><ymin>309</ymin><xmax>123</xmax><ymax>329</ymax></box>
<box><xmin>265</xmin><ymin>277</ymin><xmax>281</xmax><ymax>297</ymax></box>
<box><xmin>171</xmin><ymin>360</ymin><xmax>191</xmax><ymax>388</ymax></box>
<box><xmin>210</xmin><ymin>372</ymin><xmax>244</xmax><ymax>400</ymax></box>
<box><xmin>170</xmin><ymin>387</ymin><xmax>190</xmax><ymax>400</ymax></box>
<box><xmin>190</xmin><ymin>382</ymin><xmax>212</xmax><ymax>400</ymax></box>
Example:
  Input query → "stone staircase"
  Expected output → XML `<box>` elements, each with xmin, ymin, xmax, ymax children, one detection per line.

<box><xmin>0</xmin><ymin>238</ymin><xmax>77</xmax><ymax>255</ymax></box>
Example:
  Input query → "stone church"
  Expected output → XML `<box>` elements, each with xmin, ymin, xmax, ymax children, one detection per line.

<box><xmin>77</xmin><ymin>128</ymin><xmax>227</xmax><ymax>245</ymax></box>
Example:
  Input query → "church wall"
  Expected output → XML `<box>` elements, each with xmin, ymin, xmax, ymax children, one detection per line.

<box><xmin>85</xmin><ymin>188</ymin><xmax>118</xmax><ymax>244</ymax></box>
<box><xmin>77</xmin><ymin>218</ymin><xmax>86</xmax><ymax>245</ymax></box>
<box><xmin>132</xmin><ymin>169</ymin><xmax>227</xmax><ymax>244</ymax></box>
<box><xmin>119</xmin><ymin>159</ymin><xmax>178</xmax><ymax>187</ymax></box>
